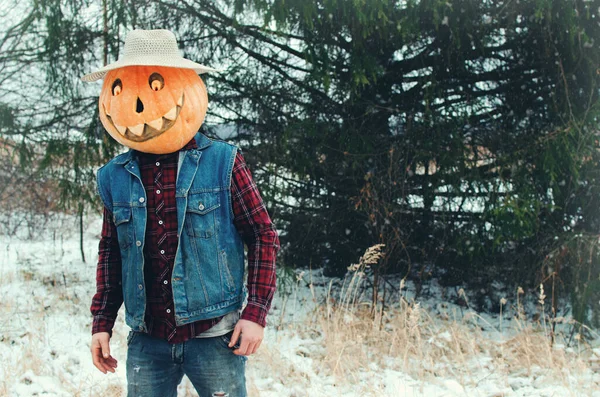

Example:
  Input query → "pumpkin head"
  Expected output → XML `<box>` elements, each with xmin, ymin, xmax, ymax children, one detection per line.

<box><xmin>99</xmin><ymin>65</ymin><xmax>208</xmax><ymax>154</ymax></box>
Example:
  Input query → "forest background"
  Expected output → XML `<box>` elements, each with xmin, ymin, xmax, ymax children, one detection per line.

<box><xmin>0</xmin><ymin>0</ymin><xmax>599</xmax><ymax>329</ymax></box>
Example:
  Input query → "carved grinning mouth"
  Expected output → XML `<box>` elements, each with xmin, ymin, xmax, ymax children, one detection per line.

<box><xmin>103</xmin><ymin>93</ymin><xmax>185</xmax><ymax>142</ymax></box>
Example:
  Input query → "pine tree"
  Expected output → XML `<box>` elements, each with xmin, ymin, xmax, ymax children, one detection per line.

<box><xmin>1</xmin><ymin>0</ymin><xmax>598</xmax><ymax>325</ymax></box>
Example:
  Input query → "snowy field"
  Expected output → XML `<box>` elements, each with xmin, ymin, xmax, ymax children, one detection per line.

<box><xmin>0</xmin><ymin>214</ymin><xmax>599</xmax><ymax>396</ymax></box>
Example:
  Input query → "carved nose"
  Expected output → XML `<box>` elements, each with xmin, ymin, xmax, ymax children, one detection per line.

<box><xmin>136</xmin><ymin>97</ymin><xmax>144</xmax><ymax>113</ymax></box>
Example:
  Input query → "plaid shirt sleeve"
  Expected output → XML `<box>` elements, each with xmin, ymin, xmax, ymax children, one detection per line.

<box><xmin>231</xmin><ymin>150</ymin><xmax>280</xmax><ymax>327</ymax></box>
<box><xmin>90</xmin><ymin>207</ymin><xmax>124</xmax><ymax>336</ymax></box>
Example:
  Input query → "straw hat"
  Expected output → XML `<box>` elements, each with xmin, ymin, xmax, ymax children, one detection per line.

<box><xmin>81</xmin><ymin>29</ymin><xmax>222</xmax><ymax>82</ymax></box>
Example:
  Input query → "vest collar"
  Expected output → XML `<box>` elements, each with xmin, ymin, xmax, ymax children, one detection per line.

<box><xmin>193</xmin><ymin>132</ymin><xmax>213</xmax><ymax>150</ymax></box>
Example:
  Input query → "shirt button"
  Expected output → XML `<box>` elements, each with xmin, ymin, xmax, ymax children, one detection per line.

<box><xmin>139</xmin><ymin>325</ymin><xmax>144</xmax><ymax>331</ymax></box>
<box><xmin>166</xmin><ymin>309</ymin><xmax>171</xmax><ymax>313</ymax></box>
<box><xmin>155</xmin><ymin>162</ymin><xmax>160</xmax><ymax>166</ymax></box>
<box><xmin>163</xmin><ymin>280</ymin><xmax>168</xmax><ymax>285</ymax></box>
<box><xmin>160</xmin><ymin>249</ymin><xmax>165</xmax><ymax>254</ymax></box>
<box><xmin>138</xmin><ymin>284</ymin><xmax>143</xmax><ymax>290</ymax></box>
<box><xmin>158</xmin><ymin>220</ymin><xmax>164</xmax><ymax>225</ymax></box>
<box><xmin>136</xmin><ymin>241</ymin><xmax>142</xmax><ymax>247</ymax></box>
<box><xmin>156</xmin><ymin>189</ymin><xmax>161</xmax><ymax>194</ymax></box>
<box><xmin>198</xmin><ymin>203</ymin><xmax>205</xmax><ymax>210</ymax></box>
<box><xmin>139</xmin><ymin>197</ymin><xmax>145</xmax><ymax>203</ymax></box>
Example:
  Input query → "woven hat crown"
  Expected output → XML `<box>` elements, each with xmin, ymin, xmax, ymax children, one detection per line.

<box><xmin>123</xmin><ymin>30</ymin><xmax>181</xmax><ymax>59</ymax></box>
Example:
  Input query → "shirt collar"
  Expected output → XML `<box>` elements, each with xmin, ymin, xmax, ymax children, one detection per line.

<box><xmin>135</xmin><ymin>137</ymin><xmax>198</xmax><ymax>162</ymax></box>
<box><xmin>181</xmin><ymin>137</ymin><xmax>198</xmax><ymax>151</ymax></box>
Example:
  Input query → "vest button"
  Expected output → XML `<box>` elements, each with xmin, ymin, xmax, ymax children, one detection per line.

<box><xmin>138</xmin><ymin>284</ymin><xmax>143</xmax><ymax>290</ymax></box>
<box><xmin>139</xmin><ymin>197</ymin><xmax>145</xmax><ymax>203</ymax></box>
<box><xmin>198</xmin><ymin>203</ymin><xmax>205</xmax><ymax>210</ymax></box>
<box><xmin>138</xmin><ymin>325</ymin><xmax>144</xmax><ymax>331</ymax></box>
<box><xmin>136</xmin><ymin>241</ymin><xmax>142</xmax><ymax>247</ymax></box>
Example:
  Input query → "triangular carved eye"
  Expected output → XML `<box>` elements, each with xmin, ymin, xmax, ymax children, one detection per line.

<box><xmin>149</xmin><ymin>73</ymin><xmax>164</xmax><ymax>91</ymax></box>
<box><xmin>112</xmin><ymin>78</ymin><xmax>122</xmax><ymax>96</ymax></box>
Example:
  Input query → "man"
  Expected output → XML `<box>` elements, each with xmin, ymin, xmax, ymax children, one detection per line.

<box><xmin>82</xmin><ymin>29</ymin><xmax>279</xmax><ymax>397</ymax></box>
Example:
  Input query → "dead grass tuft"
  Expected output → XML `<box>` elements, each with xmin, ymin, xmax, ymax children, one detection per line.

<box><xmin>286</xmin><ymin>244</ymin><xmax>598</xmax><ymax>394</ymax></box>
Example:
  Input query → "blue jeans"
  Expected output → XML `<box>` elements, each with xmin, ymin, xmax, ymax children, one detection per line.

<box><xmin>126</xmin><ymin>330</ymin><xmax>248</xmax><ymax>397</ymax></box>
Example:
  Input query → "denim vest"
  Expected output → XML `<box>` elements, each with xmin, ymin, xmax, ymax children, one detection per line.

<box><xmin>96</xmin><ymin>132</ymin><xmax>247</xmax><ymax>332</ymax></box>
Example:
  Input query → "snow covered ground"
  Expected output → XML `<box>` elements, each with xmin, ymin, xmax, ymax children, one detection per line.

<box><xmin>0</xmin><ymin>214</ymin><xmax>598</xmax><ymax>396</ymax></box>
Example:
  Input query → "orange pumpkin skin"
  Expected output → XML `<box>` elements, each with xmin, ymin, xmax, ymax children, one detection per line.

<box><xmin>98</xmin><ymin>65</ymin><xmax>208</xmax><ymax>154</ymax></box>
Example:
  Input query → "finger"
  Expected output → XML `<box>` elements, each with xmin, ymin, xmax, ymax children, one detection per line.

<box><xmin>234</xmin><ymin>337</ymin><xmax>251</xmax><ymax>356</ymax></box>
<box><xmin>100</xmin><ymin>361</ymin><xmax>115</xmax><ymax>373</ymax></box>
<box><xmin>93</xmin><ymin>348</ymin><xmax>115</xmax><ymax>373</ymax></box>
<box><xmin>103</xmin><ymin>356</ymin><xmax>118</xmax><ymax>369</ymax></box>
<box><xmin>103</xmin><ymin>359</ymin><xmax>116</xmax><ymax>373</ymax></box>
<box><xmin>100</xmin><ymin>339</ymin><xmax>111</xmax><ymax>359</ymax></box>
<box><xmin>93</xmin><ymin>359</ymin><xmax>107</xmax><ymax>374</ymax></box>
<box><xmin>96</xmin><ymin>355</ymin><xmax>113</xmax><ymax>373</ymax></box>
<box><xmin>246</xmin><ymin>341</ymin><xmax>259</xmax><ymax>355</ymax></box>
<box><xmin>254</xmin><ymin>338</ymin><xmax>263</xmax><ymax>352</ymax></box>
<box><xmin>98</xmin><ymin>353</ymin><xmax>117</xmax><ymax>372</ymax></box>
<box><xmin>229</xmin><ymin>327</ymin><xmax>242</xmax><ymax>348</ymax></box>
<box><xmin>91</xmin><ymin>345</ymin><xmax>107</xmax><ymax>374</ymax></box>
<box><xmin>92</xmin><ymin>356</ymin><xmax>108</xmax><ymax>374</ymax></box>
<box><xmin>105</xmin><ymin>356</ymin><xmax>118</xmax><ymax>367</ymax></box>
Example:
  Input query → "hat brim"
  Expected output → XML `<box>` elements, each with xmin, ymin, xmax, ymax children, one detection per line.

<box><xmin>81</xmin><ymin>57</ymin><xmax>223</xmax><ymax>82</ymax></box>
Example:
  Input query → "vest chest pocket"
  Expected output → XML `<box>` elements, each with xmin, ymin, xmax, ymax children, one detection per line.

<box><xmin>112</xmin><ymin>206</ymin><xmax>132</xmax><ymax>249</ymax></box>
<box><xmin>185</xmin><ymin>192</ymin><xmax>220</xmax><ymax>238</ymax></box>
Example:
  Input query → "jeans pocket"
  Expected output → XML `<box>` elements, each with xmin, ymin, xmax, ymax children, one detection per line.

<box><xmin>219</xmin><ymin>330</ymin><xmax>241</xmax><ymax>350</ymax></box>
<box><xmin>126</xmin><ymin>330</ymin><xmax>138</xmax><ymax>347</ymax></box>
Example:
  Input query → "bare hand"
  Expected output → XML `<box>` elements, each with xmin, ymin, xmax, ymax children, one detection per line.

<box><xmin>91</xmin><ymin>332</ymin><xmax>118</xmax><ymax>374</ymax></box>
<box><xmin>229</xmin><ymin>319</ymin><xmax>264</xmax><ymax>356</ymax></box>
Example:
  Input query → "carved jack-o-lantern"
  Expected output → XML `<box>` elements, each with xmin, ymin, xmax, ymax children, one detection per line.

<box><xmin>98</xmin><ymin>65</ymin><xmax>208</xmax><ymax>154</ymax></box>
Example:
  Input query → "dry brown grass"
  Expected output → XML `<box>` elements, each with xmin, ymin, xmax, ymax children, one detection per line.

<box><xmin>264</xmin><ymin>244</ymin><xmax>598</xmax><ymax>396</ymax></box>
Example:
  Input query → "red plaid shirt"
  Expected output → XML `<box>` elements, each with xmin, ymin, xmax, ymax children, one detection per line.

<box><xmin>91</xmin><ymin>138</ymin><xmax>279</xmax><ymax>343</ymax></box>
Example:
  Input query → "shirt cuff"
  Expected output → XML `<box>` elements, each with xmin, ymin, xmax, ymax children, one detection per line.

<box><xmin>92</xmin><ymin>315</ymin><xmax>116</xmax><ymax>337</ymax></box>
<box><xmin>240</xmin><ymin>302</ymin><xmax>268</xmax><ymax>328</ymax></box>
